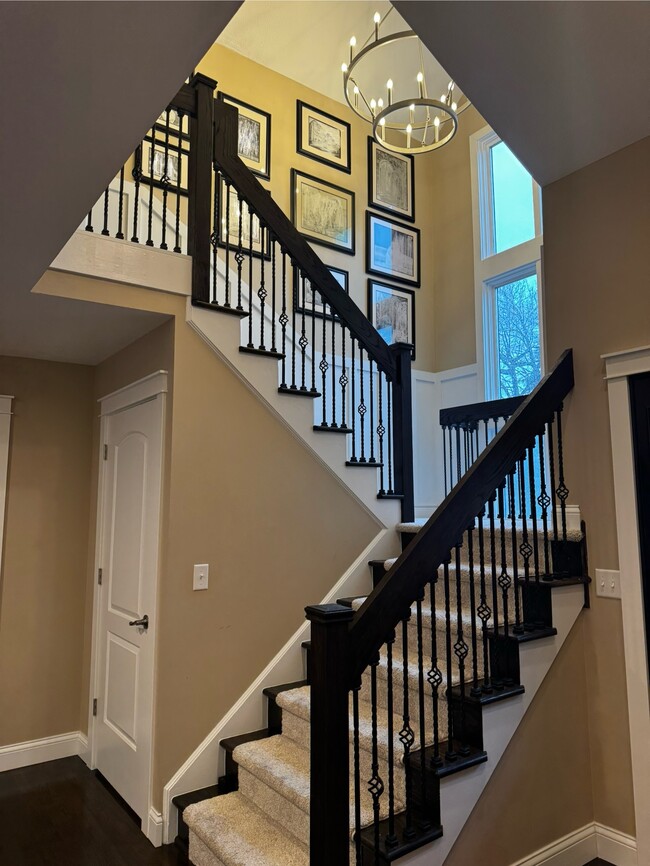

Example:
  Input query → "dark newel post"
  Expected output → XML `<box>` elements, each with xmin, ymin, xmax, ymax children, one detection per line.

<box><xmin>306</xmin><ymin>603</ymin><xmax>353</xmax><ymax>866</ymax></box>
<box><xmin>188</xmin><ymin>73</ymin><xmax>217</xmax><ymax>305</ymax></box>
<box><xmin>390</xmin><ymin>343</ymin><xmax>415</xmax><ymax>522</ymax></box>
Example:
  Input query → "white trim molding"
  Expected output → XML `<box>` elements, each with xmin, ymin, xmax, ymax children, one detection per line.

<box><xmin>506</xmin><ymin>822</ymin><xmax>637</xmax><ymax>866</ymax></box>
<box><xmin>0</xmin><ymin>731</ymin><xmax>88</xmax><ymax>773</ymax></box>
<box><xmin>604</xmin><ymin>344</ymin><xmax>650</xmax><ymax>866</ymax></box>
<box><xmin>98</xmin><ymin>370</ymin><xmax>168</xmax><ymax>416</ymax></box>
<box><xmin>0</xmin><ymin>395</ymin><xmax>13</xmax><ymax>583</ymax></box>
<box><xmin>147</xmin><ymin>807</ymin><xmax>164</xmax><ymax>847</ymax></box>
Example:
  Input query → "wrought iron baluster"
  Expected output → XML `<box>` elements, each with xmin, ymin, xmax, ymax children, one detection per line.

<box><xmin>101</xmin><ymin>186</ymin><xmax>110</xmax><ymax>236</ymax></box>
<box><xmin>279</xmin><ymin>251</ymin><xmax>288</xmax><ymax>389</ymax></box>
<box><xmin>350</xmin><ymin>339</ymin><xmax>357</xmax><ymax>462</ymax></box>
<box><xmin>400</xmin><ymin>616</ymin><xmax>416</xmax><ymax>840</ymax></box>
<box><xmin>455</xmin><ymin>427</ymin><xmax>461</xmax><ymax>487</ymax></box>
<box><xmin>223</xmin><ymin>182</ymin><xmax>232</xmax><ymax>307</ymax></box>
<box><xmin>289</xmin><ymin>268</ymin><xmax>297</xmax><ymax>389</ymax></box>
<box><xmin>538</xmin><ymin>430</ymin><xmax>551</xmax><ymax>576</ymax></box>
<box><xmin>428</xmin><ymin>575</ymin><xmax>443</xmax><ymax>765</ymax></box>
<box><xmin>247</xmin><ymin>212</ymin><xmax>254</xmax><ymax>347</ymax></box>
<box><xmin>454</xmin><ymin>542</ymin><xmax>471</xmax><ymax>754</ymax></box>
<box><xmin>258</xmin><ymin>228</ymin><xmax>267</xmax><ymax>348</ymax></box>
<box><xmin>467</xmin><ymin>524</ymin><xmax>481</xmax><ymax>697</ymax></box>
<box><xmin>160</xmin><ymin>110</ymin><xmax>171</xmax><ymax>249</ymax></box>
<box><xmin>369</xmin><ymin>360</ymin><xmax>376</xmax><ymax>464</ymax></box>
<box><xmin>416</xmin><ymin>593</ymin><xmax>430</xmax><ymax>828</ymax></box>
<box><xmin>443</xmin><ymin>557</ymin><xmax>456</xmax><ymax>760</ymax></box>
<box><xmin>556</xmin><ymin>406</ymin><xmax>569</xmax><ymax>540</ymax></box>
<box><xmin>509</xmin><ymin>470</ymin><xmax>523</xmax><ymax>634</ymax></box>
<box><xmin>352</xmin><ymin>686</ymin><xmax>362</xmax><ymax>866</ymax></box>
<box><xmin>116</xmin><ymin>166</ymin><xmax>125</xmax><ymax>239</ymax></box>
<box><xmin>131</xmin><ymin>144</ymin><xmax>143</xmax><ymax>243</ymax></box>
<box><xmin>320</xmin><ymin>306</ymin><xmax>328</xmax><ymax>427</ymax></box>
<box><xmin>498</xmin><ymin>482</ymin><xmax>511</xmax><ymax>647</ymax></box>
<box><xmin>387</xmin><ymin>381</ymin><xmax>393</xmax><ymax>493</ymax></box>
<box><xmin>210</xmin><ymin>170</ymin><xmax>219</xmax><ymax>304</ymax></box>
<box><xmin>299</xmin><ymin>279</ymin><xmax>308</xmax><ymax>390</ymax></box>
<box><xmin>173</xmin><ymin>113</ymin><xmax>183</xmax><ymax>253</ymax></box>
<box><xmin>385</xmin><ymin>630</ymin><xmax>398</xmax><ymax>849</ymax></box>
<box><xmin>358</xmin><ymin>347</ymin><xmax>367</xmax><ymax>462</ymax></box>
<box><xmin>85</xmin><ymin>208</ymin><xmax>94</xmax><ymax>233</ymax></box>
<box><xmin>235</xmin><ymin>196</ymin><xmax>244</xmax><ymax>311</ymax></box>
<box><xmin>310</xmin><ymin>283</ymin><xmax>316</xmax><ymax>391</ymax></box>
<box><xmin>443</xmin><ymin>425</ymin><xmax>448</xmax><ymax>496</ymax></box>
<box><xmin>340</xmin><ymin>327</ymin><xmax>348</xmax><ymax>430</ymax></box>
<box><xmin>528</xmin><ymin>442</ymin><xmax>540</xmax><ymax>581</ymax></box>
<box><xmin>378</xmin><ymin>374</ymin><xmax>386</xmax><ymax>495</ymax></box>
<box><xmin>476</xmin><ymin>510</ymin><xmax>492</xmax><ymax>692</ymax></box>
<box><xmin>330</xmin><ymin>315</ymin><xmax>337</xmax><ymax>427</ymax></box>
<box><xmin>369</xmin><ymin>657</ymin><xmax>384</xmax><ymax>859</ymax></box>
<box><xmin>519</xmin><ymin>456</ymin><xmax>532</xmax><ymax>586</ymax></box>
<box><xmin>547</xmin><ymin>415</ymin><xmax>559</xmax><ymax>549</ymax></box>
<box><xmin>489</xmin><ymin>494</ymin><xmax>503</xmax><ymax>689</ymax></box>
<box><xmin>146</xmin><ymin>132</ymin><xmax>155</xmax><ymax>247</ymax></box>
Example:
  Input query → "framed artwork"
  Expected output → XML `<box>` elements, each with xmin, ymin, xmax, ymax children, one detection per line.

<box><xmin>218</xmin><ymin>177</ymin><xmax>271</xmax><ymax>259</ymax></box>
<box><xmin>367</xmin><ymin>279</ymin><xmax>416</xmax><ymax>360</ymax></box>
<box><xmin>293</xmin><ymin>266</ymin><xmax>349</xmax><ymax>319</ymax></box>
<box><xmin>297</xmin><ymin>101</ymin><xmax>351</xmax><ymax>173</ymax></box>
<box><xmin>291</xmin><ymin>169</ymin><xmax>355</xmax><ymax>255</ymax></box>
<box><xmin>219</xmin><ymin>93</ymin><xmax>271</xmax><ymax>180</ymax></box>
<box><xmin>366</xmin><ymin>212</ymin><xmax>420</xmax><ymax>287</ymax></box>
<box><xmin>141</xmin><ymin>138</ymin><xmax>189</xmax><ymax>193</ymax></box>
<box><xmin>368</xmin><ymin>137</ymin><xmax>415</xmax><ymax>222</ymax></box>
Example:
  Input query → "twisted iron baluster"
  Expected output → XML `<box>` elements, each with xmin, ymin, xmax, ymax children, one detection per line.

<box><xmin>467</xmin><ymin>524</ymin><xmax>481</xmax><ymax>697</ymax></box>
<box><xmin>358</xmin><ymin>347</ymin><xmax>367</xmax><ymax>462</ymax></box>
<box><xmin>320</xmin><ymin>306</ymin><xmax>328</xmax><ymax>427</ymax></box>
<box><xmin>528</xmin><ymin>442</ymin><xmax>540</xmax><ymax>582</ymax></box>
<box><xmin>210</xmin><ymin>170</ymin><xmax>219</xmax><ymax>304</ymax></box>
<box><xmin>428</xmin><ymin>575</ymin><xmax>443</xmax><ymax>765</ymax></box>
<box><xmin>310</xmin><ymin>281</ymin><xmax>316</xmax><ymax>391</ymax></box>
<box><xmin>556</xmin><ymin>405</ymin><xmax>569</xmax><ymax>540</ymax></box>
<box><xmin>385</xmin><ymin>628</ymin><xmax>398</xmax><ymax>849</ymax></box>
<box><xmin>488</xmin><ymin>494</ymin><xmax>503</xmax><ymax>689</ymax></box>
<box><xmin>387</xmin><ymin>382</ymin><xmax>393</xmax><ymax>493</ymax></box>
<box><xmin>289</xmin><ymin>267</ymin><xmax>297</xmax><ymax>389</ymax></box>
<box><xmin>173</xmin><ymin>113</ymin><xmax>183</xmax><ymax>253</ymax></box>
<box><xmin>270</xmin><ymin>237</ymin><xmax>277</xmax><ymax>350</ymax></box>
<box><xmin>340</xmin><ymin>327</ymin><xmax>348</xmax><ymax>430</ymax></box>
<box><xmin>454</xmin><ymin>541</ymin><xmax>471</xmax><ymax>755</ymax></box>
<box><xmin>247</xmin><ymin>212</ymin><xmax>254</xmax><ymax>347</ymax></box>
<box><xmin>498</xmin><ymin>482</ymin><xmax>511</xmax><ymax>643</ymax></box>
<box><xmin>476</xmin><ymin>510</ymin><xmax>492</xmax><ymax>692</ymax></box>
<box><xmin>509</xmin><ymin>470</ymin><xmax>523</xmax><ymax>634</ymax></box>
<box><xmin>443</xmin><ymin>557</ymin><xmax>456</xmax><ymax>760</ymax></box>
<box><xmin>160</xmin><ymin>110</ymin><xmax>171</xmax><ymax>249</ymax></box>
<box><xmin>350</xmin><ymin>339</ymin><xmax>357</xmax><ymax>462</ymax></box>
<box><xmin>223</xmin><ymin>182</ymin><xmax>231</xmax><ymax>307</ymax></box>
<box><xmin>538</xmin><ymin>430</ymin><xmax>551</xmax><ymax>576</ymax></box>
<box><xmin>331</xmin><ymin>313</ymin><xmax>337</xmax><ymax>427</ymax></box>
<box><xmin>378</xmin><ymin>375</ymin><xmax>386</xmax><ymax>495</ymax></box>
<box><xmin>369</xmin><ymin>656</ymin><xmax>384</xmax><ymax>860</ymax></box>
<box><xmin>369</xmin><ymin>360</ymin><xmax>376</xmax><ymax>464</ymax></box>
<box><xmin>257</xmin><ymin>228</ymin><xmax>266</xmax><ymax>348</ymax></box>
<box><xmin>146</xmin><ymin>132</ymin><xmax>155</xmax><ymax>246</ymax></box>
<box><xmin>547</xmin><ymin>415</ymin><xmax>559</xmax><ymax>553</ymax></box>
<box><xmin>234</xmin><ymin>193</ymin><xmax>244</xmax><ymax>310</ymax></box>
<box><xmin>352</xmin><ymin>686</ymin><xmax>362</xmax><ymax>866</ymax></box>
<box><xmin>416</xmin><ymin>592</ymin><xmax>430</xmax><ymax>829</ymax></box>
<box><xmin>519</xmin><ymin>456</ymin><xmax>532</xmax><ymax>586</ymax></box>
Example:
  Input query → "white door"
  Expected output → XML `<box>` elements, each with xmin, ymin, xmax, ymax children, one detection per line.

<box><xmin>94</xmin><ymin>376</ymin><xmax>165</xmax><ymax>822</ymax></box>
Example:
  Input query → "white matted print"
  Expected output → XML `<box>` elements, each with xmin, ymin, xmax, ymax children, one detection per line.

<box><xmin>367</xmin><ymin>279</ymin><xmax>415</xmax><ymax>359</ymax></box>
<box><xmin>220</xmin><ymin>93</ymin><xmax>271</xmax><ymax>180</ymax></box>
<box><xmin>366</xmin><ymin>212</ymin><xmax>420</xmax><ymax>287</ymax></box>
<box><xmin>218</xmin><ymin>178</ymin><xmax>270</xmax><ymax>259</ymax></box>
<box><xmin>294</xmin><ymin>266</ymin><xmax>349</xmax><ymax>319</ymax></box>
<box><xmin>297</xmin><ymin>101</ymin><xmax>351</xmax><ymax>173</ymax></box>
<box><xmin>368</xmin><ymin>137</ymin><xmax>414</xmax><ymax>222</ymax></box>
<box><xmin>292</xmin><ymin>169</ymin><xmax>355</xmax><ymax>255</ymax></box>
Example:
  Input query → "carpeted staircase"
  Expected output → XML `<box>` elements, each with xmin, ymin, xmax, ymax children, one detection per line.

<box><xmin>177</xmin><ymin>519</ymin><xmax>585</xmax><ymax>866</ymax></box>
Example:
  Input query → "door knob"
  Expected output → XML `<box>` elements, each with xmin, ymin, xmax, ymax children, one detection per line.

<box><xmin>128</xmin><ymin>614</ymin><xmax>149</xmax><ymax>629</ymax></box>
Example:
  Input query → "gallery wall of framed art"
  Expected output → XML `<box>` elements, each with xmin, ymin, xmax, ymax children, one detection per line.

<box><xmin>193</xmin><ymin>41</ymin><xmax>443</xmax><ymax>372</ymax></box>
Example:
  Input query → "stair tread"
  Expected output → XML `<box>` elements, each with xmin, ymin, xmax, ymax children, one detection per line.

<box><xmin>185</xmin><ymin>791</ymin><xmax>308</xmax><ymax>866</ymax></box>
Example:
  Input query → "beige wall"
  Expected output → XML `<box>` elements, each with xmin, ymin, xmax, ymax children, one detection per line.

<box><xmin>0</xmin><ymin>356</ymin><xmax>93</xmax><ymax>746</ymax></box>
<box><xmin>198</xmin><ymin>43</ymin><xmax>439</xmax><ymax>372</ymax></box>
<box><xmin>447</xmin><ymin>616</ymin><xmax>593</xmax><ymax>864</ymax></box>
<box><xmin>542</xmin><ymin>135</ymin><xmax>650</xmax><ymax>835</ymax></box>
<box><xmin>38</xmin><ymin>270</ymin><xmax>380</xmax><ymax>810</ymax></box>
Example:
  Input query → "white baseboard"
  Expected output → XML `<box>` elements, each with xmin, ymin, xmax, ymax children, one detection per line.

<box><xmin>509</xmin><ymin>822</ymin><xmax>637</xmax><ymax>866</ymax></box>
<box><xmin>147</xmin><ymin>807</ymin><xmax>164</xmax><ymax>847</ymax></box>
<box><xmin>0</xmin><ymin>731</ymin><xmax>88</xmax><ymax>773</ymax></box>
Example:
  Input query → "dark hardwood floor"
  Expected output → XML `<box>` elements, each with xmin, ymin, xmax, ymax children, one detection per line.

<box><xmin>0</xmin><ymin>757</ymin><xmax>618</xmax><ymax>866</ymax></box>
<box><xmin>0</xmin><ymin>757</ymin><xmax>189</xmax><ymax>865</ymax></box>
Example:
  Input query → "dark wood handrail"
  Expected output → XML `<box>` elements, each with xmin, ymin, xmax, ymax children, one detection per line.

<box><xmin>348</xmin><ymin>349</ymin><xmax>574</xmax><ymax>680</ymax></box>
<box><xmin>212</xmin><ymin>99</ymin><xmax>397</xmax><ymax>381</ymax></box>
<box><xmin>440</xmin><ymin>394</ymin><xmax>525</xmax><ymax>428</ymax></box>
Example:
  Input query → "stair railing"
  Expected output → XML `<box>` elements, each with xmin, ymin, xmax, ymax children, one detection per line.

<box><xmin>208</xmin><ymin>98</ymin><xmax>414</xmax><ymax>518</ymax></box>
<box><xmin>308</xmin><ymin>349</ymin><xmax>579</xmax><ymax>865</ymax></box>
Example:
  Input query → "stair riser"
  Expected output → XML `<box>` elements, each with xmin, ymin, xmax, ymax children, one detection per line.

<box><xmin>238</xmin><ymin>767</ymin><xmax>310</xmax><ymax>849</ymax></box>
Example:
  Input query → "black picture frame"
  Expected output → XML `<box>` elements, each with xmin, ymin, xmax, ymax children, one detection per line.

<box><xmin>368</xmin><ymin>136</ymin><xmax>415</xmax><ymax>223</ymax></box>
<box><xmin>139</xmin><ymin>134</ymin><xmax>190</xmax><ymax>195</ymax></box>
<box><xmin>367</xmin><ymin>279</ymin><xmax>416</xmax><ymax>360</ymax></box>
<box><xmin>218</xmin><ymin>92</ymin><xmax>272</xmax><ymax>180</ymax></box>
<box><xmin>293</xmin><ymin>266</ymin><xmax>349</xmax><ymax>319</ymax></box>
<box><xmin>217</xmin><ymin>176</ymin><xmax>271</xmax><ymax>260</ymax></box>
<box><xmin>291</xmin><ymin>169</ymin><xmax>356</xmax><ymax>255</ymax></box>
<box><xmin>366</xmin><ymin>211</ymin><xmax>421</xmax><ymax>287</ymax></box>
<box><xmin>296</xmin><ymin>100</ymin><xmax>351</xmax><ymax>173</ymax></box>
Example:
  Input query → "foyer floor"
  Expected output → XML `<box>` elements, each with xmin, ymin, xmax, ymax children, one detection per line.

<box><xmin>0</xmin><ymin>757</ymin><xmax>188</xmax><ymax>865</ymax></box>
<box><xmin>0</xmin><ymin>756</ymin><xmax>615</xmax><ymax>866</ymax></box>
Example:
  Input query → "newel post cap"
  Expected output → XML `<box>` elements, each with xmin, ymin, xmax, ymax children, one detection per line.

<box><xmin>305</xmin><ymin>603</ymin><xmax>354</xmax><ymax>625</ymax></box>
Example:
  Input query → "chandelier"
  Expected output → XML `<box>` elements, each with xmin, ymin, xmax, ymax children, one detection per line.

<box><xmin>341</xmin><ymin>10</ymin><xmax>470</xmax><ymax>155</ymax></box>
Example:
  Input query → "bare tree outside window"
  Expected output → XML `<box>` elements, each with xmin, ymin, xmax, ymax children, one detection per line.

<box><xmin>496</xmin><ymin>275</ymin><xmax>541</xmax><ymax>398</ymax></box>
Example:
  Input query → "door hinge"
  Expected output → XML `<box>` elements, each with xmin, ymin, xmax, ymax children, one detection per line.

<box><xmin>98</xmin><ymin>568</ymin><xmax>103</xmax><ymax>586</ymax></box>
<box><xmin>93</xmin><ymin>698</ymin><xmax>98</xmax><ymax>717</ymax></box>
<box><xmin>103</xmin><ymin>444</ymin><xmax>108</xmax><ymax>460</ymax></box>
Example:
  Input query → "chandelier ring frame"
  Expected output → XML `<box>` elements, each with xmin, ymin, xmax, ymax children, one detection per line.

<box><xmin>372</xmin><ymin>98</ymin><xmax>458</xmax><ymax>154</ymax></box>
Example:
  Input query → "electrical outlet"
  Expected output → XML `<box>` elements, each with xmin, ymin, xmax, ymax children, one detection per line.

<box><xmin>595</xmin><ymin>568</ymin><xmax>621</xmax><ymax>599</ymax></box>
<box><xmin>193</xmin><ymin>563</ymin><xmax>209</xmax><ymax>591</ymax></box>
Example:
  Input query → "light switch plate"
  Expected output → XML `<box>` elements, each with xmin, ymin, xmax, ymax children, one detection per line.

<box><xmin>595</xmin><ymin>568</ymin><xmax>621</xmax><ymax>599</ymax></box>
<box><xmin>193</xmin><ymin>563</ymin><xmax>209</xmax><ymax>591</ymax></box>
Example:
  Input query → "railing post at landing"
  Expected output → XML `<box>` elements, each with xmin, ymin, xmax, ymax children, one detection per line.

<box><xmin>390</xmin><ymin>343</ymin><xmax>415</xmax><ymax>522</ymax></box>
<box><xmin>188</xmin><ymin>73</ymin><xmax>217</xmax><ymax>305</ymax></box>
<box><xmin>306</xmin><ymin>603</ymin><xmax>354</xmax><ymax>866</ymax></box>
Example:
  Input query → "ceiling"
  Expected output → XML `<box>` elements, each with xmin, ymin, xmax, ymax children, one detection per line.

<box><xmin>395</xmin><ymin>0</ymin><xmax>650</xmax><ymax>185</ymax></box>
<box><xmin>0</xmin><ymin>1</ymin><xmax>241</xmax><ymax>364</ymax></box>
<box><xmin>218</xmin><ymin>1</ymin><xmax>464</xmax><ymax>113</ymax></box>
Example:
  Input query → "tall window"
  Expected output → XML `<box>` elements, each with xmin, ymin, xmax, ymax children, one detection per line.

<box><xmin>471</xmin><ymin>129</ymin><xmax>543</xmax><ymax>400</ymax></box>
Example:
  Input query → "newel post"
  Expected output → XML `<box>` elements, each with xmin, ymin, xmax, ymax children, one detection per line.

<box><xmin>188</xmin><ymin>73</ymin><xmax>216</xmax><ymax>305</ymax></box>
<box><xmin>390</xmin><ymin>342</ymin><xmax>415</xmax><ymax>522</ymax></box>
<box><xmin>306</xmin><ymin>603</ymin><xmax>354</xmax><ymax>866</ymax></box>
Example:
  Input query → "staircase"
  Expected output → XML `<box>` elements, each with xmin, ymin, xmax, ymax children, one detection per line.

<box><xmin>81</xmin><ymin>79</ymin><xmax>589</xmax><ymax>866</ymax></box>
